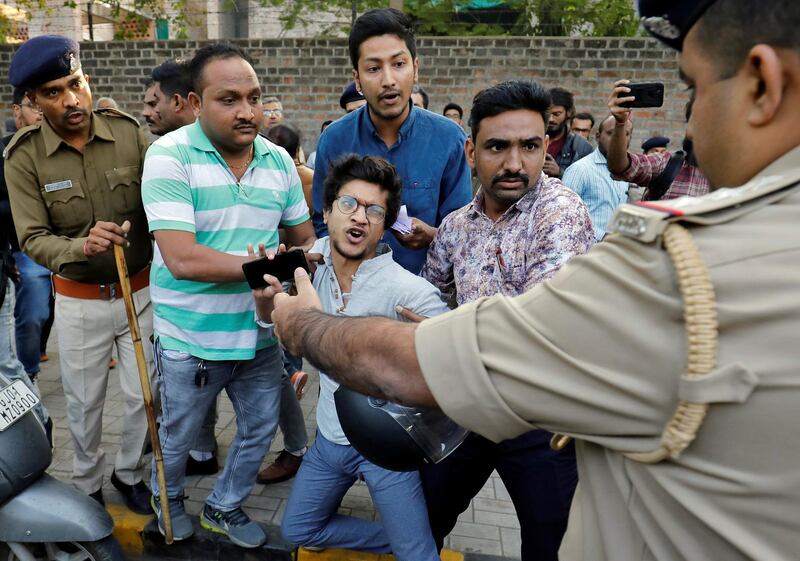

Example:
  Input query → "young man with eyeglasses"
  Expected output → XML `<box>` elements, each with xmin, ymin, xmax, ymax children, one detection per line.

<box><xmin>0</xmin><ymin>86</ymin><xmax>52</xmax><ymax>442</ymax></box>
<box><xmin>253</xmin><ymin>154</ymin><xmax>445</xmax><ymax>559</ymax></box>
<box><xmin>3</xmin><ymin>87</ymin><xmax>53</xmax><ymax>387</ymax></box>
<box><xmin>262</xmin><ymin>96</ymin><xmax>283</xmax><ymax>128</ymax></box>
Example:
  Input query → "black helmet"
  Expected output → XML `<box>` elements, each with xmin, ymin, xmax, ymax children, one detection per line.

<box><xmin>334</xmin><ymin>385</ymin><xmax>468</xmax><ymax>472</ymax></box>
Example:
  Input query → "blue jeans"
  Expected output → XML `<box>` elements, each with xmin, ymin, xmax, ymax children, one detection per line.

<box><xmin>282</xmin><ymin>433</ymin><xmax>439</xmax><ymax>561</ymax></box>
<box><xmin>281</xmin><ymin>348</ymin><xmax>303</xmax><ymax>376</ymax></box>
<box><xmin>421</xmin><ymin>431</ymin><xmax>578</xmax><ymax>561</ymax></box>
<box><xmin>0</xmin><ymin>284</ymin><xmax>48</xmax><ymax>423</ymax></box>
<box><xmin>152</xmin><ymin>341</ymin><xmax>283</xmax><ymax>511</ymax></box>
<box><xmin>12</xmin><ymin>252</ymin><xmax>51</xmax><ymax>376</ymax></box>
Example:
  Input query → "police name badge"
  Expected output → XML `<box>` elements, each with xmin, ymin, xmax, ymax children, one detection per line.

<box><xmin>44</xmin><ymin>179</ymin><xmax>73</xmax><ymax>193</ymax></box>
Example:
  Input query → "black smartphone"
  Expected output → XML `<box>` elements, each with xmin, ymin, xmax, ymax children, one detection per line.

<box><xmin>619</xmin><ymin>82</ymin><xmax>665</xmax><ymax>108</ymax></box>
<box><xmin>242</xmin><ymin>249</ymin><xmax>309</xmax><ymax>289</ymax></box>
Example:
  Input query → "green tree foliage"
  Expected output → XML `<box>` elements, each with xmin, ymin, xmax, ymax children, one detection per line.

<box><xmin>0</xmin><ymin>0</ymin><xmax>639</xmax><ymax>42</ymax></box>
<box><xmin>258</xmin><ymin>0</ymin><xmax>639</xmax><ymax>37</ymax></box>
<box><xmin>529</xmin><ymin>0</ymin><xmax>640</xmax><ymax>36</ymax></box>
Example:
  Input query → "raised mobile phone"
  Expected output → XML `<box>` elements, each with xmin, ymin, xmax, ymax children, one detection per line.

<box><xmin>242</xmin><ymin>249</ymin><xmax>309</xmax><ymax>289</ymax></box>
<box><xmin>619</xmin><ymin>82</ymin><xmax>665</xmax><ymax>108</ymax></box>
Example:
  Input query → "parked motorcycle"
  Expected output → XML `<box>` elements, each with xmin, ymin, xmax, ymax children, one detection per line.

<box><xmin>0</xmin><ymin>372</ymin><xmax>125</xmax><ymax>561</ymax></box>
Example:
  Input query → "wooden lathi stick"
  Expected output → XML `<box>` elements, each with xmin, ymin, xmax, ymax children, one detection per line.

<box><xmin>113</xmin><ymin>244</ymin><xmax>173</xmax><ymax>544</ymax></box>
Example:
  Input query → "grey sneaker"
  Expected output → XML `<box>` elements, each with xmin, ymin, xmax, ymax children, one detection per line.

<box><xmin>200</xmin><ymin>504</ymin><xmax>266</xmax><ymax>548</ymax></box>
<box><xmin>151</xmin><ymin>494</ymin><xmax>194</xmax><ymax>541</ymax></box>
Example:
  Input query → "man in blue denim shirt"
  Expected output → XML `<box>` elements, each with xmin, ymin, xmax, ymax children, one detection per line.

<box><xmin>311</xmin><ymin>8</ymin><xmax>472</xmax><ymax>274</ymax></box>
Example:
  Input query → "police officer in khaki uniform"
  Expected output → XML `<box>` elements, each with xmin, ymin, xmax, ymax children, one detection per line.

<box><xmin>5</xmin><ymin>35</ymin><xmax>154</xmax><ymax>514</ymax></box>
<box><xmin>268</xmin><ymin>1</ymin><xmax>800</xmax><ymax>559</ymax></box>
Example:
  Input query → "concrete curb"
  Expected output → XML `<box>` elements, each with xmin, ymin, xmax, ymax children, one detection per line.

<box><xmin>109</xmin><ymin>504</ymin><xmax>291</xmax><ymax>560</ymax></box>
<box><xmin>108</xmin><ymin>503</ymin><xmax>499</xmax><ymax>561</ymax></box>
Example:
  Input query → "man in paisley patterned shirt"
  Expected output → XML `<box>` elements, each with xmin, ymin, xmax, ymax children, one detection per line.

<box><xmin>418</xmin><ymin>80</ymin><xmax>593</xmax><ymax>561</ymax></box>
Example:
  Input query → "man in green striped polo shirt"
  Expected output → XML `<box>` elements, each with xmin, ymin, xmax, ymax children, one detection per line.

<box><xmin>142</xmin><ymin>43</ymin><xmax>315</xmax><ymax>548</ymax></box>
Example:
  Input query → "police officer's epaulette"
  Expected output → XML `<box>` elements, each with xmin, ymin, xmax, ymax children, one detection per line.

<box><xmin>609</xmin><ymin>166</ymin><xmax>800</xmax><ymax>243</ymax></box>
<box><xmin>95</xmin><ymin>107</ymin><xmax>141</xmax><ymax>127</ymax></box>
<box><xmin>3</xmin><ymin>123</ymin><xmax>42</xmax><ymax>160</ymax></box>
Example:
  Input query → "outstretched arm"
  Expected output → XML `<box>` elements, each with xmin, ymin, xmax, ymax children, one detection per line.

<box><xmin>607</xmin><ymin>79</ymin><xmax>635</xmax><ymax>175</ymax></box>
<box><xmin>271</xmin><ymin>268</ymin><xmax>437</xmax><ymax>408</ymax></box>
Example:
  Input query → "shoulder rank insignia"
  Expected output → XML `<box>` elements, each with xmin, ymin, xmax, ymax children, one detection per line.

<box><xmin>3</xmin><ymin>125</ymin><xmax>41</xmax><ymax>160</ymax></box>
<box><xmin>610</xmin><ymin>165</ymin><xmax>800</xmax><ymax>242</ymax></box>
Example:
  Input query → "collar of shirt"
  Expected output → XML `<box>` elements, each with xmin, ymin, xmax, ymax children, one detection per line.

<box><xmin>469</xmin><ymin>172</ymin><xmax>546</xmax><ymax>222</ymax></box>
<box><xmin>359</xmin><ymin>101</ymin><xmax>418</xmax><ymax>148</ymax></box>
<box><xmin>186</xmin><ymin>120</ymin><xmax>269</xmax><ymax>161</ymax></box>
<box><xmin>42</xmin><ymin>110</ymin><xmax>115</xmax><ymax>156</ymax></box>
<box><xmin>590</xmin><ymin>147</ymin><xmax>610</xmax><ymax>166</ymax></box>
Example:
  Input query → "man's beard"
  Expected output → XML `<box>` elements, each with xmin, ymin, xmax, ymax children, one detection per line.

<box><xmin>547</xmin><ymin>121</ymin><xmax>566</xmax><ymax>138</ymax></box>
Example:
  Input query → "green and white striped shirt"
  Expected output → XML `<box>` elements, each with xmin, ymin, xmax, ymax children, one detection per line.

<box><xmin>142</xmin><ymin>121</ymin><xmax>309</xmax><ymax>360</ymax></box>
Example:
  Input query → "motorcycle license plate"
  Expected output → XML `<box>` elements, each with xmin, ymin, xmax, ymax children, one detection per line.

<box><xmin>0</xmin><ymin>380</ymin><xmax>40</xmax><ymax>431</ymax></box>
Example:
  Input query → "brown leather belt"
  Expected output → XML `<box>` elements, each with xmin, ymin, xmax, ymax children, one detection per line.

<box><xmin>53</xmin><ymin>265</ymin><xmax>150</xmax><ymax>300</ymax></box>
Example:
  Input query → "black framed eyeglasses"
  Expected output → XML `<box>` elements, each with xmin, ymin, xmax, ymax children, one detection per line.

<box><xmin>334</xmin><ymin>195</ymin><xmax>386</xmax><ymax>224</ymax></box>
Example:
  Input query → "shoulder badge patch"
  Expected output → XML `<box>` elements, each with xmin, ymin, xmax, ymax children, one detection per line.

<box><xmin>3</xmin><ymin>126</ymin><xmax>41</xmax><ymax>160</ymax></box>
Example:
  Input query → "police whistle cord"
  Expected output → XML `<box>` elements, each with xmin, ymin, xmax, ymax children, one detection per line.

<box><xmin>114</xmin><ymin>244</ymin><xmax>174</xmax><ymax>544</ymax></box>
<box><xmin>550</xmin><ymin>223</ymin><xmax>719</xmax><ymax>463</ymax></box>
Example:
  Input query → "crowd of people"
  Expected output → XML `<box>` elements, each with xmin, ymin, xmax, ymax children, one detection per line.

<box><xmin>1</xmin><ymin>1</ymin><xmax>798</xmax><ymax>560</ymax></box>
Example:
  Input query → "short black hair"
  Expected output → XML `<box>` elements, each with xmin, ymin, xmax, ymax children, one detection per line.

<box><xmin>574</xmin><ymin>111</ymin><xmax>594</xmax><ymax>127</ymax></box>
<box><xmin>265</xmin><ymin>124</ymin><xmax>300</xmax><ymax>159</ymax></box>
<box><xmin>321</xmin><ymin>119</ymin><xmax>333</xmax><ymax>132</ymax></box>
<box><xmin>151</xmin><ymin>60</ymin><xmax>192</xmax><ymax>98</ymax></box>
<box><xmin>349</xmin><ymin>8</ymin><xmax>416</xmax><ymax>70</ymax></box>
<box><xmin>695</xmin><ymin>0</ymin><xmax>800</xmax><ymax>79</ymax></box>
<box><xmin>323</xmin><ymin>154</ymin><xmax>402</xmax><ymax>227</ymax></box>
<box><xmin>12</xmin><ymin>86</ymin><xmax>28</xmax><ymax>105</ymax></box>
<box><xmin>443</xmin><ymin>102</ymin><xmax>463</xmax><ymax>119</ymax></box>
<box><xmin>549</xmin><ymin>87</ymin><xmax>575</xmax><ymax>112</ymax></box>
<box><xmin>412</xmin><ymin>85</ymin><xmax>429</xmax><ymax>109</ymax></box>
<box><xmin>469</xmin><ymin>80</ymin><xmax>552</xmax><ymax>140</ymax></box>
<box><xmin>188</xmin><ymin>43</ymin><xmax>254</xmax><ymax>94</ymax></box>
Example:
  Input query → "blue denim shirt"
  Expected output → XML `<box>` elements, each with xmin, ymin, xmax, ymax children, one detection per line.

<box><xmin>311</xmin><ymin>104</ymin><xmax>472</xmax><ymax>274</ymax></box>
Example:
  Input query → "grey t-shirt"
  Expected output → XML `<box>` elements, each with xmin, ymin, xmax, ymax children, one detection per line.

<box><xmin>311</xmin><ymin>237</ymin><xmax>448</xmax><ymax>445</ymax></box>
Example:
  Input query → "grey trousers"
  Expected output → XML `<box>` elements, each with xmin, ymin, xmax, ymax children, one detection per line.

<box><xmin>55</xmin><ymin>287</ymin><xmax>155</xmax><ymax>493</ymax></box>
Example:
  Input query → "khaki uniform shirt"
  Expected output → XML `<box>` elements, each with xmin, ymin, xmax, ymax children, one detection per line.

<box><xmin>416</xmin><ymin>147</ymin><xmax>800</xmax><ymax>561</ymax></box>
<box><xmin>4</xmin><ymin>108</ymin><xmax>151</xmax><ymax>283</ymax></box>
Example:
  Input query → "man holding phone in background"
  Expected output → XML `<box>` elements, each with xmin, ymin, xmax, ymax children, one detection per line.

<box><xmin>607</xmin><ymin>79</ymin><xmax>710</xmax><ymax>200</ymax></box>
<box><xmin>142</xmin><ymin>43</ymin><xmax>314</xmax><ymax>548</ymax></box>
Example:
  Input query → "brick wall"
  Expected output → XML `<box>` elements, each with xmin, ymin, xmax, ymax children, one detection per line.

<box><xmin>0</xmin><ymin>36</ymin><xmax>687</xmax><ymax>154</ymax></box>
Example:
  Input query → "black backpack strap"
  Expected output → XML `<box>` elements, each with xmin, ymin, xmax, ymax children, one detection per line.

<box><xmin>644</xmin><ymin>151</ymin><xmax>685</xmax><ymax>201</ymax></box>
